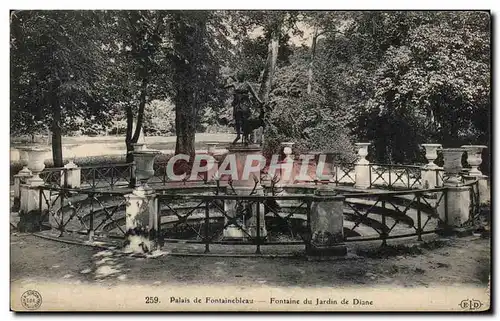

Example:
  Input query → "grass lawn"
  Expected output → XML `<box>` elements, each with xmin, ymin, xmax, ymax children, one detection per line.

<box><xmin>10</xmin><ymin>133</ymin><xmax>235</xmax><ymax>162</ymax></box>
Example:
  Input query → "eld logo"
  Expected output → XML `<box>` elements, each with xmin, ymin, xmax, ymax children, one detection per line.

<box><xmin>459</xmin><ymin>299</ymin><xmax>482</xmax><ymax>310</ymax></box>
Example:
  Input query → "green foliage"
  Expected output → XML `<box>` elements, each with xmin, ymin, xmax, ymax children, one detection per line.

<box><xmin>11</xmin><ymin>10</ymin><xmax>490</xmax><ymax>168</ymax></box>
<box><xmin>318</xmin><ymin>11</ymin><xmax>490</xmax><ymax>164</ymax></box>
<box><xmin>143</xmin><ymin>99</ymin><xmax>175</xmax><ymax>136</ymax></box>
<box><xmin>263</xmin><ymin>50</ymin><xmax>355</xmax><ymax>161</ymax></box>
<box><xmin>10</xmin><ymin>11</ymin><xmax>113</xmax><ymax>136</ymax></box>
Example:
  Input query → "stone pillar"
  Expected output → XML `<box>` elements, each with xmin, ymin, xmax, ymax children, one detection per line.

<box><xmin>354</xmin><ymin>143</ymin><xmax>371</xmax><ymax>189</ymax></box>
<box><xmin>222</xmin><ymin>144</ymin><xmax>267</xmax><ymax>240</ymax></box>
<box><xmin>18</xmin><ymin>179</ymin><xmax>50</xmax><ymax>232</ymax></box>
<box><xmin>13</xmin><ymin>167</ymin><xmax>32</xmax><ymax>211</ymax></box>
<box><xmin>437</xmin><ymin>148</ymin><xmax>472</xmax><ymax>231</ymax></box>
<box><xmin>438</xmin><ymin>185</ymin><xmax>471</xmax><ymax>229</ymax></box>
<box><xmin>307</xmin><ymin>186</ymin><xmax>346</xmax><ymax>257</ymax></box>
<box><xmin>420</xmin><ymin>144</ymin><xmax>442</xmax><ymax>189</ymax></box>
<box><xmin>462</xmin><ymin>145</ymin><xmax>489</xmax><ymax>205</ymax></box>
<box><xmin>60</xmin><ymin>161</ymin><xmax>81</xmax><ymax>188</ymax></box>
<box><xmin>124</xmin><ymin>148</ymin><xmax>160</xmax><ymax>253</ymax></box>
<box><xmin>124</xmin><ymin>187</ymin><xmax>158</xmax><ymax>253</ymax></box>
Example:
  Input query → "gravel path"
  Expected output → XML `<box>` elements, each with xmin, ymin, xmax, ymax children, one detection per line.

<box><xmin>11</xmin><ymin>233</ymin><xmax>490</xmax><ymax>289</ymax></box>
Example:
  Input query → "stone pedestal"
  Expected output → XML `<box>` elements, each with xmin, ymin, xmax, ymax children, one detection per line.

<box><xmin>354</xmin><ymin>143</ymin><xmax>371</xmax><ymax>189</ymax></box>
<box><xmin>60</xmin><ymin>161</ymin><xmax>81</xmax><ymax>188</ymax></box>
<box><xmin>222</xmin><ymin>144</ymin><xmax>267</xmax><ymax>239</ymax></box>
<box><xmin>307</xmin><ymin>186</ymin><xmax>346</xmax><ymax>257</ymax></box>
<box><xmin>20</xmin><ymin>179</ymin><xmax>48</xmax><ymax>214</ymax></box>
<box><xmin>421</xmin><ymin>166</ymin><xmax>443</xmax><ymax>189</ymax></box>
<box><xmin>13</xmin><ymin>167</ymin><xmax>32</xmax><ymax>211</ymax></box>
<box><xmin>223</xmin><ymin>144</ymin><xmax>265</xmax><ymax>187</ymax></box>
<box><xmin>124</xmin><ymin>187</ymin><xmax>158</xmax><ymax>254</ymax></box>
<box><xmin>18</xmin><ymin>179</ymin><xmax>49</xmax><ymax>232</ymax></box>
<box><xmin>438</xmin><ymin>185</ymin><xmax>471</xmax><ymax>228</ymax></box>
<box><xmin>436</xmin><ymin>148</ymin><xmax>473</xmax><ymax>232</ymax></box>
<box><xmin>464</xmin><ymin>174</ymin><xmax>490</xmax><ymax>206</ymax></box>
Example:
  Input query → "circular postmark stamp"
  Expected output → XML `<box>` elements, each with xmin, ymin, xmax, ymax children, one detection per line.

<box><xmin>20</xmin><ymin>290</ymin><xmax>42</xmax><ymax>310</ymax></box>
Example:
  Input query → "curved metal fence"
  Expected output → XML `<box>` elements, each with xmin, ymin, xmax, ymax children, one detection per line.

<box><xmin>32</xmin><ymin>162</ymin><xmax>482</xmax><ymax>252</ymax></box>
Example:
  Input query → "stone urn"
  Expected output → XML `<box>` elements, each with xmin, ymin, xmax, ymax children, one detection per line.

<box><xmin>461</xmin><ymin>145</ymin><xmax>487</xmax><ymax>176</ymax></box>
<box><xmin>441</xmin><ymin>148</ymin><xmax>464</xmax><ymax>186</ymax></box>
<box><xmin>17</xmin><ymin>147</ymin><xmax>30</xmax><ymax>167</ymax></box>
<box><xmin>133</xmin><ymin>150</ymin><xmax>161</xmax><ymax>189</ymax></box>
<box><xmin>206</xmin><ymin>142</ymin><xmax>218</xmax><ymax>155</ymax></box>
<box><xmin>354</xmin><ymin>143</ymin><xmax>371</xmax><ymax>164</ymax></box>
<box><xmin>281</xmin><ymin>142</ymin><xmax>294</xmax><ymax>162</ymax></box>
<box><xmin>26</xmin><ymin>147</ymin><xmax>50</xmax><ymax>183</ymax></box>
<box><xmin>421</xmin><ymin>143</ymin><xmax>442</xmax><ymax>168</ymax></box>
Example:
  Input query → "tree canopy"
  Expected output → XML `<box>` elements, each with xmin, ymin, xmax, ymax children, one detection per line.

<box><xmin>11</xmin><ymin>10</ymin><xmax>491</xmax><ymax>167</ymax></box>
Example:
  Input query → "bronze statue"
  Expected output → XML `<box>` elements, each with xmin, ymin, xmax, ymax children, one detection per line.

<box><xmin>225</xmin><ymin>72</ymin><xmax>264</xmax><ymax>145</ymax></box>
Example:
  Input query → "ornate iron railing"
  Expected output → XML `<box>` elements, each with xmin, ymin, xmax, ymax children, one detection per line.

<box><xmin>30</xmin><ymin>160</ymin><xmax>486</xmax><ymax>254</ymax></box>
<box><xmin>369</xmin><ymin>164</ymin><xmax>423</xmax><ymax>190</ymax></box>
<box><xmin>39</xmin><ymin>168</ymin><xmax>66</xmax><ymax>188</ymax></box>
<box><xmin>156</xmin><ymin>193</ymin><xmax>321</xmax><ymax>254</ymax></box>
<box><xmin>331</xmin><ymin>163</ymin><xmax>356</xmax><ymax>185</ymax></box>
<box><xmin>342</xmin><ymin>188</ymin><xmax>447</xmax><ymax>244</ymax></box>
<box><xmin>38</xmin><ymin>186</ymin><xmax>127</xmax><ymax>240</ymax></box>
<box><xmin>39</xmin><ymin>163</ymin><xmax>134</xmax><ymax>189</ymax></box>
<box><xmin>80</xmin><ymin>163</ymin><xmax>133</xmax><ymax>189</ymax></box>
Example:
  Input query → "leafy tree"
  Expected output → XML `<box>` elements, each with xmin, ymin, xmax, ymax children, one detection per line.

<box><xmin>102</xmin><ymin>10</ymin><xmax>172</xmax><ymax>162</ymax></box>
<box><xmin>169</xmin><ymin>11</ymin><xmax>230</xmax><ymax>156</ymax></box>
<box><xmin>10</xmin><ymin>10</ymin><xmax>111</xmax><ymax>166</ymax></box>
<box><xmin>318</xmin><ymin>11</ymin><xmax>490</xmax><ymax>164</ymax></box>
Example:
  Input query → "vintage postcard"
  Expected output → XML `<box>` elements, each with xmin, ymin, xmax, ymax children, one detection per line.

<box><xmin>9</xmin><ymin>9</ymin><xmax>491</xmax><ymax>312</ymax></box>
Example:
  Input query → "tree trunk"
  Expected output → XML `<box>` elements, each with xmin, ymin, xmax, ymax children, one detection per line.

<box><xmin>174</xmin><ymin>77</ymin><xmax>196</xmax><ymax>157</ymax></box>
<box><xmin>172</xmin><ymin>14</ymin><xmax>200</xmax><ymax>157</ymax></box>
<box><xmin>258</xmin><ymin>28</ymin><xmax>280</xmax><ymax>104</ymax></box>
<box><xmin>125</xmin><ymin>76</ymin><xmax>148</xmax><ymax>176</ymax></box>
<box><xmin>131</xmin><ymin>77</ymin><xmax>148</xmax><ymax>142</ymax></box>
<box><xmin>307</xmin><ymin>26</ymin><xmax>319</xmax><ymax>95</ymax></box>
<box><xmin>51</xmin><ymin>89</ymin><xmax>63</xmax><ymax>167</ymax></box>
<box><xmin>125</xmin><ymin>104</ymin><xmax>134</xmax><ymax>164</ymax></box>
